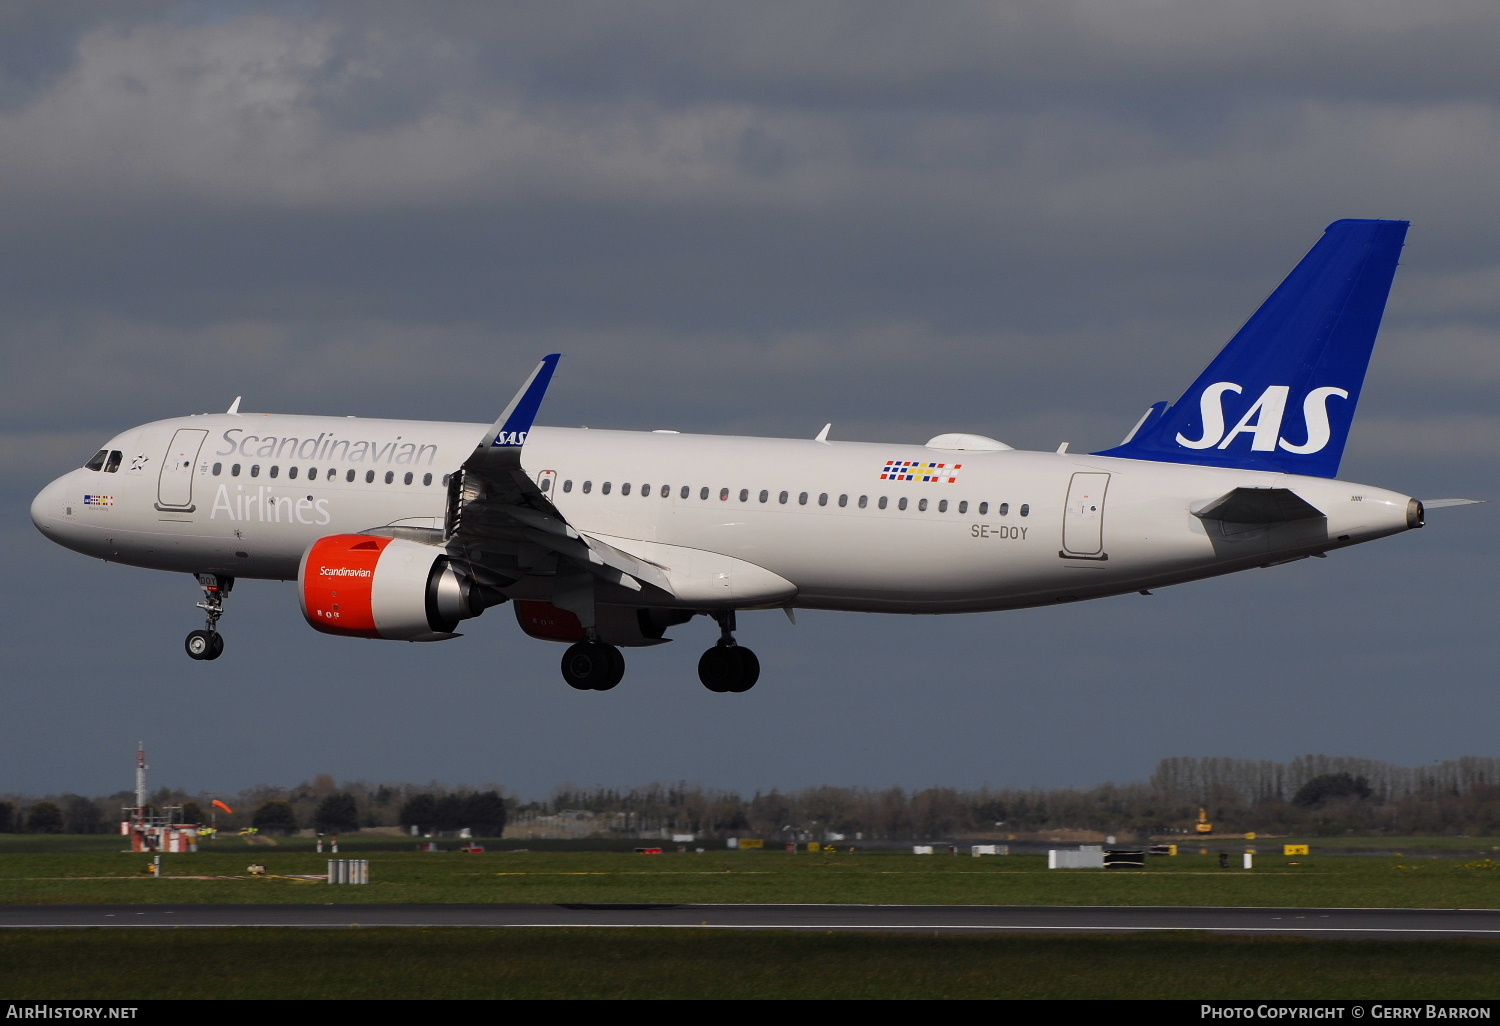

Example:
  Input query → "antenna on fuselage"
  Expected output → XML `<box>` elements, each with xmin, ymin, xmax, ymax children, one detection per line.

<box><xmin>814</xmin><ymin>423</ymin><xmax>832</xmax><ymax>443</ymax></box>
<box><xmin>226</xmin><ymin>397</ymin><xmax>242</xmax><ymax>415</ymax></box>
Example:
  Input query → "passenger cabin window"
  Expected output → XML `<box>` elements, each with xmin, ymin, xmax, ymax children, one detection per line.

<box><xmin>270</xmin><ymin>466</ymin><xmax>280</xmax><ymax>479</ymax></box>
<box><xmin>308</xmin><ymin>467</ymin><xmax>318</xmax><ymax>480</ymax></box>
<box><xmin>662</xmin><ymin>485</ymin><xmax>671</xmax><ymax>498</ymax></box>
<box><xmin>918</xmin><ymin>498</ymin><xmax>928</xmax><ymax>512</ymax></box>
<box><xmin>563</xmin><ymin>480</ymin><xmax>573</xmax><ymax>493</ymax></box>
<box><xmin>345</xmin><ymin>469</ymin><xmax>356</xmax><ymax>483</ymax></box>
<box><xmin>720</xmin><ymin>488</ymin><xmax>730</xmax><ymax>501</ymax></box>
<box><xmin>85</xmin><ymin>449</ymin><xmax>108</xmax><ymax>471</ymax></box>
<box><xmin>212</xmin><ymin>463</ymin><xmax>223</xmax><ymax>476</ymax></box>
<box><xmin>856</xmin><ymin>495</ymin><xmax>865</xmax><ymax>508</ymax></box>
<box><xmin>250</xmin><ymin>465</ymin><xmax>260</xmax><ymax>478</ymax></box>
<box><xmin>739</xmin><ymin>489</ymin><xmax>749</xmax><ymax>502</ymax></box>
<box><xmin>878</xmin><ymin>496</ymin><xmax>887</xmax><ymax>509</ymax></box>
<box><xmin>938</xmin><ymin>499</ymin><xmax>947</xmax><ymax>512</ymax></box>
<box><xmin>759</xmin><ymin>490</ymin><xmax>769</xmax><ymax>503</ymax></box>
<box><xmin>800</xmin><ymin>492</ymin><xmax>810</xmax><ymax>506</ymax></box>
<box><xmin>582</xmin><ymin>481</ymin><xmax>592</xmax><ymax>493</ymax></box>
<box><xmin>231</xmin><ymin>464</ymin><xmax>241</xmax><ymax>477</ymax></box>
<box><xmin>898</xmin><ymin>497</ymin><xmax>908</xmax><ymax>511</ymax></box>
<box><xmin>622</xmin><ymin>483</ymin><xmax>631</xmax><ymax>496</ymax></box>
<box><xmin>998</xmin><ymin>502</ymin><xmax>1008</xmax><ymax>515</ymax></box>
<box><xmin>602</xmin><ymin>482</ymin><xmax>612</xmax><ymax>494</ymax></box>
<box><xmin>958</xmin><ymin>500</ymin><xmax>967</xmax><ymax>513</ymax></box>
<box><xmin>289</xmin><ymin>466</ymin><xmax>299</xmax><ymax>480</ymax></box>
<box><xmin>364</xmin><ymin>470</ymin><xmax>374</xmax><ymax>484</ymax></box>
<box><xmin>385</xmin><ymin>471</ymin><xmax>394</xmax><ymax>484</ymax></box>
<box><xmin>680</xmin><ymin>486</ymin><xmax>690</xmax><ymax>499</ymax></box>
<box><xmin>403</xmin><ymin>472</ymin><xmax>412</xmax><ymax>485</ymax></box>
<box><xmin>104</xmin><ymin>451</ymin><xmax>122</xmax><ymax>473</ymax></box>
<box><xmin>700</xmin><ymin>487</ymin><xmax>709</xmax><ymax>500</ymax></box>
<box><xmin>980</xmin><ymin>502</ymin><xmax>989</xmax><ymax>514</ymax></box>
<box><xmin>1020</xmin><ymin>503</ymin><xmax>1031</xmax><ymax>517</ymax></box>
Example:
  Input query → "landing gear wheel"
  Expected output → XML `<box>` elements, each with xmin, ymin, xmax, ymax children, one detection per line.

<box><xmin>597</xmin><ymin>645</ymin><xmax>626</xmax><ymax>691</ymax></box>
<box><xmin>185</xmin><ymin>630</ymin><xmax>215</xmax><ymax>660</ymax></box>
<box><xmin>562</xmin><ymin>642</ymin><xmax>625</xmax><ymax>691</ymax></box>
<box><xmin>698</xmin><ymin>645</ymin><xmax>760</xmax><ymax>693</ymax></box>
<box><xmin>726</xmin><ymin>647</ymin><xmax>759</xmax><ymax>692</ymax></box>
<box><xmin>186</xmin><ymin>573</ymin><xmax>233</xmax><ymax>660</ymax></box>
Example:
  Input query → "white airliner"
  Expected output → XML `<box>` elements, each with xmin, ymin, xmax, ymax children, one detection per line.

<box><xmin>31</xmin><ymin>219</ymin><xmax>1474</xmax><ymax>692</ymax></box>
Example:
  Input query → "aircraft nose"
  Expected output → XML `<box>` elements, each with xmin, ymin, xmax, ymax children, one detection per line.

<box><xmin>31</xmin><ymin>475</ymin><xmax>65</xmax><ymax>534</ymax></box>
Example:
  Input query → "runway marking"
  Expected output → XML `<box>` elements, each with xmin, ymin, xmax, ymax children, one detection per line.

<box><xmin>2</xmin><ymin>923</ymin><xmax>1498</xmax><ymax>935</ymax></box>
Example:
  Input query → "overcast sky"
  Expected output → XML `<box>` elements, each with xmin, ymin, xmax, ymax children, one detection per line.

<box><xmin>3</xmin><ymin>1</ymin><xmax>1496</xmax><ymax>802</ymax></box>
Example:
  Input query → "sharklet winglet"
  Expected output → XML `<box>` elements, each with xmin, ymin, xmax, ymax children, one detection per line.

<box><xmin>488</xmin><ymin>354</ymin><xmax>561</xmax><ymax>449</ymax></box>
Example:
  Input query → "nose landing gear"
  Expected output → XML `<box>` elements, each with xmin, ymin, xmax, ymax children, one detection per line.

<box><xmin>185</xmin><ymin>574</ymin><xmax>232</xmax><ymax>661</ymax></box>
<box><xmin>698</xmin><ymin>611</ymin><xmax>759</xmax><ymax>693</ymax></box>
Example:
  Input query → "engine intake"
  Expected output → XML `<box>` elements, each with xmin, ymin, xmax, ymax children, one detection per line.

<box><xmin>299</xmin><ymin>534</ymin><xmax>485</xmax><ymax>641</ymax></box>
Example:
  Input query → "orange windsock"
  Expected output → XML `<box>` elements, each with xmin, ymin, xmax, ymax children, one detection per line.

<box><xmin>212</xmin><ymin>800</ymin><xmax>235</xmax><ymax>814</ymax></box>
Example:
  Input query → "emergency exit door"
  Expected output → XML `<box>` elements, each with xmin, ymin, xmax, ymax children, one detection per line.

<box><xmin>1060</xmin><ymin>472</ymin><xmax>1109</xmax><ymax>560</ymax></box>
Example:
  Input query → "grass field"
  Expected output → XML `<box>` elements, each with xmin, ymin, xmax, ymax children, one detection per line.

<box><xmin>2</xmin><ymin>837</ymin><xmax>1497</xmax><ymax>999</ymax></box>
<box><xmin>2</xmin><ymin>841</ymin><xmax>1499</xmax><ymax>908</ymax></box>
<box><xmin>4</xmin><ymin>929</ymin><xmax>1500</xmax><ymax>999</ymax></box>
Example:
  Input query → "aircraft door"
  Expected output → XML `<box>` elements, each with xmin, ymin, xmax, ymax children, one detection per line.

<box><xmin>157</xmin><ymin>428</ymin><xmax>208</xmax><ymax>511</ymax></box>
<box><xmin>1060</xmin><ymin>472</ymin><xmax>1109</xmax><ymax>560</ymax></box>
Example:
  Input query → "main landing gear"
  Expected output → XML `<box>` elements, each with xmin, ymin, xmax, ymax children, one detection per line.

<box><xmin>184</xmin><ymin>573</ymin><xmax>232</xmax><ymax>661</ymax></box>
<box><xmin>561</xmin><ymin>640</ymin><xmax>625</xmax><ymax>691</ymax></box>
<box><xmin>697</xmin><ymin>611</ymin><xmax>759</xmax><ymax>693</ymax></box>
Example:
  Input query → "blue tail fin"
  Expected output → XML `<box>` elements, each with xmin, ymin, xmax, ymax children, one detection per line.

<box><xmin>1094</xmin><ymin>219</ymin><xmax>1408</xmax><ymax>478</ymax></box>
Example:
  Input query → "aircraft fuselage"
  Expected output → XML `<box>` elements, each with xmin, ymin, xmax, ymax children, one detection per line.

<box><xmin>32</xmin><ymin>413</ymin><xmax>1419</xmax><ymax>615</ymax></box>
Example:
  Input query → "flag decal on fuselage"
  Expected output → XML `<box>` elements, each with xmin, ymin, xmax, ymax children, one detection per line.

<box><xmin>881</xmin><ymin>461</ymin><xmax>961</xmax><ymax>483</ymax></box>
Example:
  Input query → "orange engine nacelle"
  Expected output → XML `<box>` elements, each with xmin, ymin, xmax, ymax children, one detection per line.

<box><xmin>298</xmin><ymin>535</ymin><xmax>485</xmax><ymax>641</ymax></box>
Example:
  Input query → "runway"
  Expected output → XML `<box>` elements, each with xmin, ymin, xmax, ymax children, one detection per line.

<box><xmin>3</xmin><ymin>903</ymin><xmax>1499</xmax><ymax>938</ymax></box>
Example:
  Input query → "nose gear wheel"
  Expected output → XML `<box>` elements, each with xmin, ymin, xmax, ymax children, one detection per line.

<box><xmin>185</xmin><ymin>574</ymin><xmax>232</xmax><ymax>661</ymax></box>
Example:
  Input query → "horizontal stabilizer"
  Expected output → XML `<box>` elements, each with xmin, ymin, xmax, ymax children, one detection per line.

<box><xmin>1421</xmin><ymin>498</ymin><xmax>1484</xmax><ymax>510</ymax></box>
<box><xmin>1195</xmin><ymin>487</ymin><xmax>1324</xmax><ymax>524</ymax></box>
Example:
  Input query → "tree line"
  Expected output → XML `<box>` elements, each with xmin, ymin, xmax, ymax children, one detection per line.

<box><xmin>4</xmin><ymin>756</ymin><xmax>1499</xmax><ymax>839</ymax></box>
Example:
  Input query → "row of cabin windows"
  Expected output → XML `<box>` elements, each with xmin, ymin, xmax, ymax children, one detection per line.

<box><xmin>84</xmin><ymin>449</ymin><xmax>123</xmax><ymax>473</ymax></box>
<box><xmin>209</xmin><ymin>463</ymin><xmax>441</xmax><ymax>487</ymax></box>
<box><xmin>543</xmin><ymin>477</ymin><xmax>1029</xmax><ymax>517</ymax></box>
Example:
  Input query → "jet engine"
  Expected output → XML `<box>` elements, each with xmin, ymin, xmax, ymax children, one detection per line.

<box><xmin>298</xmin><ymin>534</ymin><xmax>489</xmax><ymax>641</ymax></box>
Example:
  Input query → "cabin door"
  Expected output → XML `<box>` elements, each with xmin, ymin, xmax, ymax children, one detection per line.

<box><xmin>1060</xmin><ymin>472</ymin><xmax>1110</xmax><ymax>560</ymax></box>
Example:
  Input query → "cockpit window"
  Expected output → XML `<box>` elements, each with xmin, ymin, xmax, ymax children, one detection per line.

<box><xmin>84</xmin><ymin>450</ymin><xmax>108</xmax><ymax>471</ymax></box>
<box><xmin>103</xmin><ymin>451</ymin><xmax>123</xmax><ymax>473</ymax></box>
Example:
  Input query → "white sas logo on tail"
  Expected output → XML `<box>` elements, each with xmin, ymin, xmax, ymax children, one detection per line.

<box><xmin>492</xmin><ymin>430</ymin><xmax>529</xmax><ymax>447</ymax></box>
<box><xmin>1174</xmin><ymin>383</ymin><xmax>1349</xmax><ymax>454</ymax></box>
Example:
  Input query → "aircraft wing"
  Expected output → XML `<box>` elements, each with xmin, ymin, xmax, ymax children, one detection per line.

<box><xmin>443</xmin><ymin>355</ymin><xmax>673</xmax><ymax>596</ymax></box>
